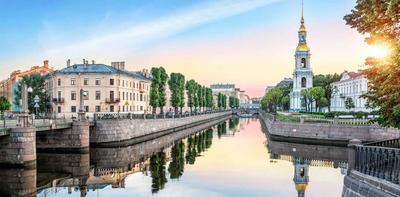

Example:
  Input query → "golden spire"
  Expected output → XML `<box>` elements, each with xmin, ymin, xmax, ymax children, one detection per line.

<box><xmin>299</xmin><ymin>0</ymin><xmax>306</xmax><ymax>32</ymax></box>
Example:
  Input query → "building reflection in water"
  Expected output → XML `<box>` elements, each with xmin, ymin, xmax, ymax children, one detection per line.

<box><xmin>32</xmin><ymin>118</ymin><xmax>238</xmax><ymax>196</ymax></box>
<box><xmin>266</xmin><ymin>137</ymin><xmax>348</xmax><ymax>197</ymax></box>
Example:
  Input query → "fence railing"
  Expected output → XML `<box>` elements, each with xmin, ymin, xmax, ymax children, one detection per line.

<box><xmin>365</xmin><ymin>139</ymin><xmax>400</xmax><ymax>149</ymax></box>
<box><xmin>93</xmin><ymin>110</ymin><xmax>231</xmax><ymax>121</ymax></box>
<box><xmin>354</xmin><ymin>145</ymin><xmax>400</xmax><ymax>184</ymax></box>
<box><xmin>260</xmin><ymin>110</ymin><xmax>376</xmax><ymax>126</ymax></box>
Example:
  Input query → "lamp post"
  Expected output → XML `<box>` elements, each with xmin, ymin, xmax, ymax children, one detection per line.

<box><xmin>34</xmin><ymin>95</ymin><xmax>40</xmax><ymax>118</ymax></box>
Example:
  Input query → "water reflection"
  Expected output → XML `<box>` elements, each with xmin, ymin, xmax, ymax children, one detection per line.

<box><xmin>0</xmin><ymin>117</ymin><xmax>348</xmax><ymax>196</ymax></box>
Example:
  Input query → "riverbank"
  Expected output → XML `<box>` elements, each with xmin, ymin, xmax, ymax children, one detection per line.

<box><xmin>259</xmin><ymin>110</ymin><xmax>399</xmax><ymax>146</ymax></box>
<box><xmin>91</xmin><ymin>111</ymin><xmax>232</xmax><ymax>146</ymax></box>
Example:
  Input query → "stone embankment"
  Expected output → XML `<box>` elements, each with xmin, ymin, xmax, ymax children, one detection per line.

<box><xmin>259</xmin><ymin>111</ymin><xmax>400</xmax><ymax>146</ymax></box>
<box><xmin>91</xmin><ymin>111</ymin><xmax>231</xmax><ymax>146</ymax></box>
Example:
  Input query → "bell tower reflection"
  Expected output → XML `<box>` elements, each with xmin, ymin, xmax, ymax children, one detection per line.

<box><xmin>293</xmin><ymin>157</ymin><xmax>309</xmax><ymax>197</ymax></box>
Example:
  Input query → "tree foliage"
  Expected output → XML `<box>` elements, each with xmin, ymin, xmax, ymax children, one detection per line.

<box><xmin>0</xmin><ymin>96</ymin><xmax>11</xmax><ymax>128</ymax></box>
<box><xmin>13</xmin><ymin>73</ymin><xmax>50</xmax><ymax>114</ymax></box>
<box><xmin>168</xmin><ymin>73</ymin><xmax>185</xmax><ymax>114</ymax></box>
<box><xmin>344</xmin><ymin>0</ymin><xmax>400</xmax><ymax>128</ymax></box>
<box><xmin>261</xmin><ymin>88</ymin><xmax>283</xmax><ymax>113</ymax></box>
<box><xmin>313</xmin><ymin>74</ymin><xmax>341</xmax><ymax>111</ymax></box>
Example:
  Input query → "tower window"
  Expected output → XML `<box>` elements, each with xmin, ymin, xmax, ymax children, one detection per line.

<box><xmin>300</xmin><ymin>167</ymin><xmax>305</xmax><ymax>177</ymax></box>
<box><xmin>301</xmin><ymin>58</ymin><xmax>306</xmax><ymax>68</ymax></box>
<box><xmin>301</xmin><ymin>77</ymin><xmax>307</xmax><ymax>88</ymax></box>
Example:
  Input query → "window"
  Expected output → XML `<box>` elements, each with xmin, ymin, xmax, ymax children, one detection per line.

<box><xmin>71</xmin><ymin>78</ymin><xmax>76</xmax><ymax>85</ymax></box>
<box><xmin>84</xmin><ymin>78</ymin><xmax>89</xmax><ymax>85</ymax></box>
<box><xmin>83</xmin><ymin>91</ymin><xmax>89</xmax><ymax>100</ymax></box>
<box><xmin>95</xmin><ymin>78</ymin><xmax>101</xmax><ymax>85</ymax></box>
<box><xmin>71</xmin><ymin>106</ymin><xmax>76</xmax><ymax>113</ymax></box>
<box><xmin>110</xmin><ymin>105</ymin><xmax>114</xmax><ymax>112</ymax></box>
<box><xmin>110</xmin><ymin>91</ymin><xmax>114</xmax><ymax>100</ymax></box>
<box><xmin>84</xmin><ymin>106</ymin><xmax>89</xmax><ymax>112</ymax></box>
<box><xmin>95</xmin><ymin>91</ymin><xmax>101</xmax><ymax>100</ymax></box>
<box><xmin>71</xmin><ymin>91</ymin><xmax>76</xmax><ymax>100</ymax></box>
<box><xmin>122</xmin><ymin>92</ymin><xmax>125</xmax><ymax>100</ymax></box>
<box><xmin>95</xmin><ymin>106</ymin><xmax>101</xmax><ymax>112</ymax></box>
<box><xmin>140</xmin><ymin>94</ymin><xmax>143</xmax><ymax>101</ymax></box>
<box><xmin>300</xmin><ymin>167</ymin><xmax>305</xmax><ymax>177</ymax></box>
<box><xmin>301</xmin><ymin>77</ymin><xmax>306</xmax><ymax>88</ymax></box>
<box><xmin>110</xmin><ymin>78</ymin><xmax>114</xmax><ymax>86</ymax></box>
<box><xmin>57</xmin><ymin>106</ymin><xmax>61</xmax><ymax>113</ymax></box>
<box><xmin>301</xmin><ymin>58</ymin><xmax>306</xmax><ymax>68</ymax></box>
<box><xmin>57</xmin><ymin>79</ymin><xmax>61</xmax><ymax>86</ymax></box>
<box><xmin>58</xmin><ymin>91</ymin><xmax>62</xmax><ymax>99</ymax></box>
<box><xmin>140</xmin><ymin>106</ymin><xmax>143</xmax><ymax>111</ymax></box>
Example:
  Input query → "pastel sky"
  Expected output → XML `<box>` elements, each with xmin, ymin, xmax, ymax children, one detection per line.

<box><xmin>0</xmin><ymin>0</ymin><xmax>369</xmax><ymax>97</ymax></box>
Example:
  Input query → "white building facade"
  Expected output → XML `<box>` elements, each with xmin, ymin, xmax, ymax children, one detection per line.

<box><xmin>46</xmin><ymin>61</ymin><xmax>152</xmax><ymax>118</ymax></box>
<box><xmin>330</xmin><ymin>71</ymin><xmax>372</xmax><ymax>112</ymax></box>
<box><xmin>290</xmin><ymin>11</ymin><xmax>313</xmax><ymax>112</ymax></box>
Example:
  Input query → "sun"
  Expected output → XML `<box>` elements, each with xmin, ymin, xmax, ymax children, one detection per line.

<box><xmin>366</xmin><ymin>44</ymin><xmax>390</xmax><ymax>58</ymax></box>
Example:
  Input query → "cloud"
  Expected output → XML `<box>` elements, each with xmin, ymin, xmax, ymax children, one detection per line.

<box><xmin>45</xmin><ymin>0</ymin><xmax>280</xmax><ymax>59</ymax></box>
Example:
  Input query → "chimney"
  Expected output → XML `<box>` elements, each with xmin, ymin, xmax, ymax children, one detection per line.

<box><xmin>83</xmin><ymin>59</ymin><xmax>88</xmax><ymax>69</ymax></box>
<box><xmin>120</xmin><ymin>62</ymin><xmax>125</xmax><ymax>70</ymax></box>
<box><xmin>43</xmin><ymin>60</ymin><xmax>49</xmax><ymax>68</ymax></box>
<box><xmin>67</xmin><ymin>59</ymin><xmax>71</xmax><ymax>67</ymax></box>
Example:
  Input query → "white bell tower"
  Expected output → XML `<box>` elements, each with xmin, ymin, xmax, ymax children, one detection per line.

<box><xmin>290</xmin><ymin>0</ymin><xmax>313</xmax><ymax>112</ymax></box>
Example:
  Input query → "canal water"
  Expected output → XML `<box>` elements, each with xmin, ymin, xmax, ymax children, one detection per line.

<box><xmin>1</xmin><ymin>118</ymin><xmax>347</xmax><ymax>197</ymax></box>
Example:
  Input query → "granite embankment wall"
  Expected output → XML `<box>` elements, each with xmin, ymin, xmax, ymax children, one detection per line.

<box><xmin>342</xmin><ymin>170</ymin><xmax>400</xmax><ymax>197</ymax></box>
<box><xmin>91</xmin><ymin>111</ymin><xmax>231</xmax><ymax>145</ymax></box>
<box><xmin>259</xmin><ymin>111</ymin><xmax>400</xmax><ymax>145</ymax></box>
<box><xmin>91</xmin><ymin>115</ymin><xmax>230</xmax><ymax>169</ymax></box>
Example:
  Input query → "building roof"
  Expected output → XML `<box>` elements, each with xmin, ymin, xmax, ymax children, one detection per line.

<box><xmin>347</xmin><ymin>71</ymin><xmax>364</xmax><ymax>78</ymax></box>
<box><xmin>55</xmin><ymin>64</ymin><xmax>151</xmax><ymax>81</ymax></box>
<box><xmin>210</xmin><ymin>83</ymin><xmax>235</xmax><ymax>89</ymax></box>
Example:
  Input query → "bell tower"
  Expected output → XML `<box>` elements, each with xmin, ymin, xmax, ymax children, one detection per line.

<box><xmin>290</xmin><ymin>0</ymin><xmax>314</xmax><ymax>112</ymax></box>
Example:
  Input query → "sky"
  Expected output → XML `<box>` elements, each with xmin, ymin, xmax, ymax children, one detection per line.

<box><xmin>0</xmin><ymin>0</ymin><xmax>370</xmax><ymax>97</ymax></box>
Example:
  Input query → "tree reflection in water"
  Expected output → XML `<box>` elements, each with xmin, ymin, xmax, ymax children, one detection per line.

<box><xmin>149</xmin><ymin>152</ymin><xmax>167</xmax><ymax>193</ymax></box>
<box><xmin>168</xmin><ymin>140</ymin><xmax>185</xmax><ymax>179</ymax></box>
<box><xmin>148</xmin><ymin>120</ymin><xmax>231</xmax><ymax>193</ymax></box>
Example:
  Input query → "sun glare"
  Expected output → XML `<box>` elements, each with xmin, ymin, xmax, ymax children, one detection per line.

<box><xmin>366</xmin><ymin>44</ymin><xmax>390</xmax><ymax>58</ymax></box>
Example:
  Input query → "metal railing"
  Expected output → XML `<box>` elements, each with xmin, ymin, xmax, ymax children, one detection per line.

<box><xmin>365</xmin><ymin>139</ymin><xmax>400</xmax><ymax>149</ymax></box>
<box><xmin>354</xmin><ymin>145</ymin><xmax>400</xmax><ymax>184</ymax></box>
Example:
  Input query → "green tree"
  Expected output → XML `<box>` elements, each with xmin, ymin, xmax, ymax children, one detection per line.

<box><xmin>150</xmin><ymin>67</ymin><xmax>168</xmax><ymax>114</ymax></box>
<box><xmin>313</xmin><ymin>74</ymin><xmax>341</xmax><ymax>112</ymax></box>
<box><xmin>168</xmin><ymin>73</ymin><xmax>185</xmax><ymax>114</ymax></box>
<box><xmin>14</xmin><ymin>73</ymin><xmax>50</xmax><ymax>115</ymax></box>
<box><xmin>345</xmin><ymin>97</ymin><xmax>355</xmax><ymax>112</ymax></box>
<box><xmin>205</xmin><ymin>88</ymin><xmax>213</xmax><ymax>111</ymax></box>
<box><xmin>0</xmin><ymin>96</ymin><xmax>11</xmax><ymax>128</ymax></box>
<box><xmin>197</xmin><ymin>84</ymin><xmax>203</xmax><ymax>112</ymax></box>
<box><xmin>178</xmin><ymin>75</ymin><xmax>185</xmax><ymax>114</ymax></box>
<box><xmin>185</xmin><ymin>80</ymin><xmax>197</xmax><ymax>113</ymax></box>
<box><xmin>149</xmin><ymin>73</ymin><xmax>160</xmax><ymax>114</ymax></box>
<box><xmin>344</xmin><ymin>0</ymin><xmax>400</xmax><ymax>128</ymax></box>
<box><xmin>310</xmin><ymin>87</ymin><xmax>326</xmax><ymax>112</ymax></box>
<box><xmin>300</xmin><ymin>88</ymin><xmax>313</xmax><ymax>112</ymax></box>
<box><xmin>158</xmin><ymin>67</ymin><xmax>168</xmax><ymax>114</ymax></box>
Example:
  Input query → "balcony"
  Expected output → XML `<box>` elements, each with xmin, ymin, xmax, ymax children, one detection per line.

<box><xmin>52</xmin><ymin>98</ymin><xmax>65</xmax><ymax>103</ymax></box>
<box><xmin>105</xmin><ymin>98</ymin><xmax>120</xmax><ymax>104</ymax></box>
